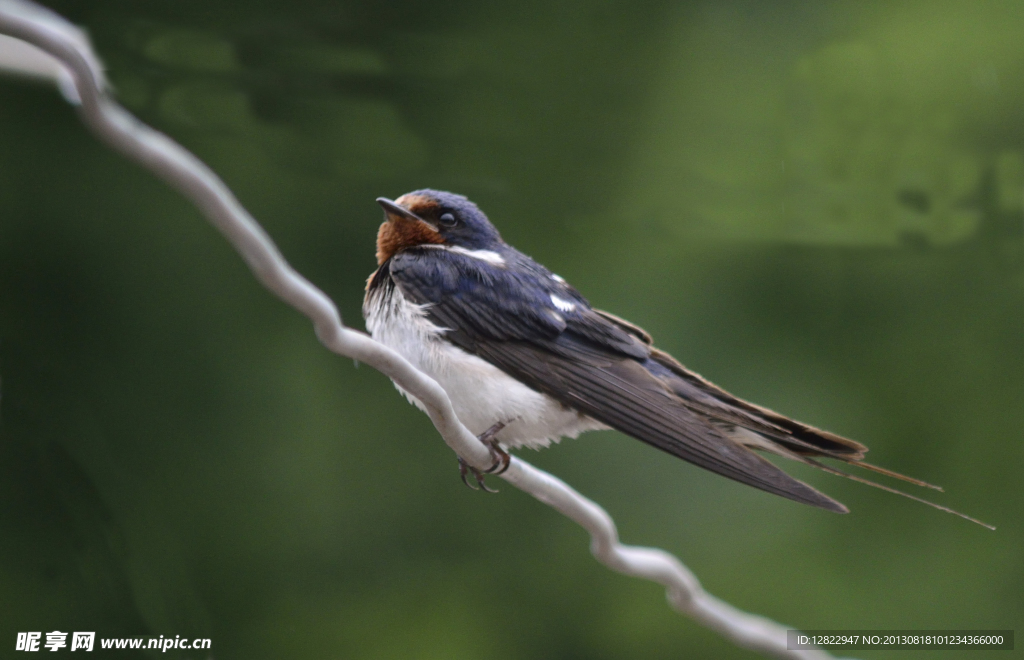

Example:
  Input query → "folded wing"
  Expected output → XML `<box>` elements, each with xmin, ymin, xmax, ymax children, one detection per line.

<box><xmin>386</xmin><ymin>248</ymin><xmax>855</xmax><ymax>512</ymax></box>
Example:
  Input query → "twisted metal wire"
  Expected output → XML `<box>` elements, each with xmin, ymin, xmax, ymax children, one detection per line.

<box><xmin>0</xmin><ymin>3</ymin><xmax>850</xmax><ymax>657</ymax></box>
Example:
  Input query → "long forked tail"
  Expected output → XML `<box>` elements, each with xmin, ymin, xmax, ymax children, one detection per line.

<box><xmin>722</xmin><ymin>420</ymin><xmax>995</xmax><ymax>529</ymax></box>
<box><xmin>640</xmin><ymin>347</ymin><xmax>994</xmax><ymax>527</ymax></box>
<box><xmin>649</xmin><ymin>351</ymin><xmax>994</xmax><ymax>529</ymax></box>
<box><xmin>730</xmin><ymin>424</ymin><xmax>995</xmax><ymax>529</ymax></box>
<box><xmin>802</xmin><ymin>456</ymin><xmax>995</xmax><ymax>530</ymax></box>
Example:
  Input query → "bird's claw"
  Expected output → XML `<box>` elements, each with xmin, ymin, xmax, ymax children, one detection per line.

<box><xmin>457</xmin><ymin>421</ymin><xmax>510</xmax><ymax>493</ymax></box>
<box><xmin>459</xmin><ymin>456</ymin><xmax>499</xmax><ymax>492</ymax></box>
<box><xmin>480</xmin><ymin>421</ymin><xmax>511</xmax><ymax>475</ymax></box>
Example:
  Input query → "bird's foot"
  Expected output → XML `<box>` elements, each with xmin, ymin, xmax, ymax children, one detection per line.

<box><xmin>458</xmin><ymin>421</ymin><xmax>511</xmax><ymax>493</ymax></box>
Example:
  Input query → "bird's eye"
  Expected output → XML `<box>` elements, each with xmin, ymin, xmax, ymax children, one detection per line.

<box><xmin>438</xmin><ymin>212</ymin><xmax>457</xmax><ymax>227</ymax></box>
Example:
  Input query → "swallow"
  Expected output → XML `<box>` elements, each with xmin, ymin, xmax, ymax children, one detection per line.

<box><xmin>363</xmin><ymin>189</ymin><xmax>991</xmax><ymax>525</ymax></box>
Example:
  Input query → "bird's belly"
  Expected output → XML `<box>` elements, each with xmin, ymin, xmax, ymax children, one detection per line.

<box><xmin>364</xmin><ymin>286</ymin><xmax>606</xmax><ymax>449</ymax></box>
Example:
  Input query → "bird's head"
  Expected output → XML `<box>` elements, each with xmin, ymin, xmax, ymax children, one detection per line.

<box><xmin>374</xmin><ymin>189</ymin><xmax>502</xmax><ymax>264</ymax></box>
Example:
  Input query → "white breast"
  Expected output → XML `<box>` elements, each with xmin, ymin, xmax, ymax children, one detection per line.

<box><xmin>363</xmin><ymin>283</ymin><xmax>606</xmax><ymax>449</ymax></box>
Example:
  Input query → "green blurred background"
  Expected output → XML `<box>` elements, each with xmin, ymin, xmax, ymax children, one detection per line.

<box><xmin>0</xmin><ymin>0</ymin><xmax>1021</xmax><ymax>658</ymax></box>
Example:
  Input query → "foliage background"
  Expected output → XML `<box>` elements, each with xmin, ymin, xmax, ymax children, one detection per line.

<box><xmin>0</xmin><ymin>1</ymin><xmax>1021</xmax><ymax>658</ymax></box>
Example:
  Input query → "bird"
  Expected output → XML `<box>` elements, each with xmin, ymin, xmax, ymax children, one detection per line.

<box><xmin>363</xmin><ymin>189</ymin><xmax>990</xmax><ymax>525</ymax></box>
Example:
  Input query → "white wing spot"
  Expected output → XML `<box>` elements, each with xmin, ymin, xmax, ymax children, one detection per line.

<box><xmin>446</xmin><ymin>246</ymin><xmax>505</xmax><ymax>265</ymax></box>
<box><xmin>550</xmin><ymin>294</ymin><xmax>576</xmax><ymax>312</ymax></box>
<box><xmin>551</xmin><ymin>273</ymin><xmax>565</xmax><ymax>283</ymax></box>
<box><xmin>417</xmin><ymin>244</ymin><xmax>506</xmax><ymax>265</ymax></box>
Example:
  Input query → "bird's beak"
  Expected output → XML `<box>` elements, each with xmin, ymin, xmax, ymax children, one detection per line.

<box><xmin>376</xmin><ymin>197</ymin><xmax>438</xmax><ymax>230</ymax></box>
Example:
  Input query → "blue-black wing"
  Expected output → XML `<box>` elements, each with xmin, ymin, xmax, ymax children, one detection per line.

<box><xmin>383</xmin><ymin>247</ymin><xmax>850</xmax><ymax>512</ymax></box>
